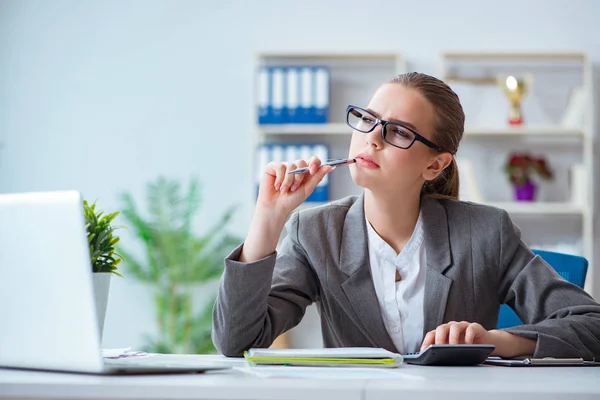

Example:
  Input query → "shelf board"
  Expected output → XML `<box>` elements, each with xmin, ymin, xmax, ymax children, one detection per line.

<box><xmin>258</xmin><ymin>52</ymin><xmax>400</xmax><ymax>60</ymax></box>
<box><xmin>258</xmin><ymin>124</ymin><xmax>584</xmax><ymax>137</ymax></box>
<box><xmin>442</xmin><ymin>51</ymin><xmax>586</xmax><ymax>61</ymax></box>
<box><xmin>464</xmin><ymin>126</ymin><xmax>584</xmax><ymax>137</ymax></box>
<box><xmin>485</xmin><ymin>202</ymin><xmax>585</xmax><ymax>215</ymax></box>
<box><xmin>258</xmin><ymin>123</ymin><xmax>350</xmax><ymax>135</ymax></box>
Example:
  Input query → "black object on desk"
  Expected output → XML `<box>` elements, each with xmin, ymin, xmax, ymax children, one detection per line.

<box><xmin>403</xmin><ymin>344</ymin><xmax>495</xmax><ymax>366</ymax></box>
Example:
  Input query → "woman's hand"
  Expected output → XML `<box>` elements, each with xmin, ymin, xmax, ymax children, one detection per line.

<box><xmin>256</xmin><ymin>157</ymin><xmax>334</xmax><ymax>217</ymax></box>
<box><xmin>420</xmin><ymin>321</ymin><xmax>537</xmax><ymax>358</ymax></box>
<box><xmin>420</xmin><ymin>321</ymin><xmax>491</xmax><ymax>351</ymax></box>
<box><xmin>239</xmin><ymin>157</ymin><xmax>334</xmax><ymax>263</ymax></box>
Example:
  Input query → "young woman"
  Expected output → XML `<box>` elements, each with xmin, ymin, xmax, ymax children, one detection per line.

<box><xmin>212</xmin><ymin>72</ymin><xmax>600</xmax><ymax>359</ymax></box>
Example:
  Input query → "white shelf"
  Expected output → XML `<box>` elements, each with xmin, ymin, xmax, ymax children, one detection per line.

<box><xmin>464</xmin><ymin>126</ymin><xmax>584</xmax><ymax>137</ymax></box>
<box><xmin>258</xmin><ymin>124</ymin><xmax>584</xmax><ymax>138</ymax></box>
<box><xmin>258</xmin><ymin>123</ymin><xmax>350</xmax><ymax>136</ymax></box>
<box><xmin>485</xmin><ymin>202</ymin><xmax>586</xmax><ymax>215</ymax></box>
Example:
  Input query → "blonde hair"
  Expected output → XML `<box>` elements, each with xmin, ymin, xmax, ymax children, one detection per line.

<box><xmin>388</xmin><ymin>72</ymin><xmax>465</xmax><ymax>199</ymax></box>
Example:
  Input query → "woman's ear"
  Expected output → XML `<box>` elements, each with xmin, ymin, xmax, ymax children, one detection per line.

<box><xmin>422</xmin><ymin>153</ymin><xmax>453</xmax><ymax>181</ymax></box>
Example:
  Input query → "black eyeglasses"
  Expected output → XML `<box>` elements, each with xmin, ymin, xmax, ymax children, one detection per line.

<box><xmin>346</xmin><ymin>105</ymin><xmax>445</xmax><ymax>152</ymax></box>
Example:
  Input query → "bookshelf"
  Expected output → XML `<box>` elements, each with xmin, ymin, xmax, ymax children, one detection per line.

<box><xmin>440</xmin><ymin>51</ymin><xmax>595</xmax><ymax>296</ymax></box>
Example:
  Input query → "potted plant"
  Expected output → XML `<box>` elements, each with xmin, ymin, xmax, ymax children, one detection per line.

<box><xmin>83</xmin><ymin>200</ymin><xmax>123</xmax><ymax>339</ymax></box>
<box><xmin>118</xmin><ymin>177</ymin><xmax>240</xmax><ymax>354</ymax></box>
<box><xmin>504</xmin><ymin>152</ymin><xmax>553</xmax><ymax>201</ymax></box>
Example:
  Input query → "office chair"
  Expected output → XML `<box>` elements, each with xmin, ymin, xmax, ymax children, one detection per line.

<box><xmin>496</xmin><ymin>249</ymin><xmax>589</xmax><ymax>329</ymax></box>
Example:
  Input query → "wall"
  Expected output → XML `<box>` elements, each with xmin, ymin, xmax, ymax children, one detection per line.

<box><xmin>1</xmin><ymin>0</ymin><xmax>599</xmax><ymax>350</ymax></box>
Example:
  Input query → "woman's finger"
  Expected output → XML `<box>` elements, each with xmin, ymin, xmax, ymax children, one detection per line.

<box><xmin>434</xmin><ymin>324</ymin><xmax>450</xmax><ymax>345</ymax></box>
<box><xmin>290</xmin><ymin>160</ymin><xmax>308</xmax><ymax>192</ymax></box>
<box><xmin>420</xmin><ymin>330</ymin><xmax>436</xmax><ymax>351</ymax></box>
<box><xmin>280</xmin><ymin>162</ymin><xmax>297</xmax><ymax>193</ymax></box>
<box><xmin>307</xmin><ymin>156</ymin><xmax>322</xmax><ymax>175</ymax></box>
<box><xmin>269</xmin><ymin>162</ymin><xmax>287</xmax><ymax>191</ymax></box>
<box><xmin>464</xmin><ymin>323</ymin><xmax>484</xmax><ymax>344</ymax></box>
<box><xmin>448</xmin><ymin>322</ymin><xmax>468</xmax><ymax>344</ymax></box>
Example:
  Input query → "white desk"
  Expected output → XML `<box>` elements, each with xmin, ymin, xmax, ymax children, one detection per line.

<box><xmin>1</xmin><ymin>355</ymin><xmax>599</xmax><ymax>400</ymax></box>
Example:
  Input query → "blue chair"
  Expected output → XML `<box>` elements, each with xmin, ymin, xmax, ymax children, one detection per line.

<box><xmin>496</xmin><ymin>249</ymin><xmax>588</xmax><ymax>329</ymax></box>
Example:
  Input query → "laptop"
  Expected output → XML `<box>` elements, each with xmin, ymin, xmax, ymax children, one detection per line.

<box><xmin>0</xmin><ymin>190</ymin><xmax>230</xmax><ymax>375</ymax></box>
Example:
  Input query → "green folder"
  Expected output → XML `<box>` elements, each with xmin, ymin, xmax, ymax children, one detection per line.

<box><xmin>244</xmin><ymin>347</ymin><xmax>403</xmax><ymax>368</ymax></box>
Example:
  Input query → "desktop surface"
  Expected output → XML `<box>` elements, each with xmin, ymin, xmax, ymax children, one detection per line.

<box><xmin>1</xmin><ymin>354</ymin><xmax>599</xmax><ymax>400</ymax></box>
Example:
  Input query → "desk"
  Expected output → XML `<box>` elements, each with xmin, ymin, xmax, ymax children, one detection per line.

<box><xmin>1</xmin><ymin>355</ymin><xmax>599</xmax><ymax>400</ymax></box>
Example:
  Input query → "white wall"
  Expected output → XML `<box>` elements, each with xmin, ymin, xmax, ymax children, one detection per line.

<box><xmin>1</xmin><ymin>0</ymin><xmax>600</xmax><ymax>350</ymax></box>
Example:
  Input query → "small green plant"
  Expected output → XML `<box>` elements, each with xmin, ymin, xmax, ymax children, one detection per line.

<box><xmin>83</xmin><ymin>200</ymin><xmax>123</xmax><ymax>277</ymax></box>
<box><xmin>118</xmin><ymin>177</ymin><xmax>240</xmax><ymax>354</ymax></box>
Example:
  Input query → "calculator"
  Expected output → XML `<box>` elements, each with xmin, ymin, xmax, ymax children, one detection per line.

<box><xmin>403</xmin><ymin>344</ymin><xmax>496</xmax><ymax>366</ymax></box>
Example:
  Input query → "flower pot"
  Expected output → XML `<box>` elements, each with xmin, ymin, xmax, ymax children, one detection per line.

<box><xmin>92</xmin><ymin>272</ymin><xmax>112</xmax><ymax>340</ymax></box>
<box><xmin>514</xmin><ymin>180</ymin><xmax>536</xmax><ymax>201</ymax></box>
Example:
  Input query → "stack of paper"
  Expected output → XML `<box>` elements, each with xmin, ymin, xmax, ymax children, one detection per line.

<box><xmin>244</xmin><ymin>347</ymin><xmax>403</xmax><ymax>368</ymax></box>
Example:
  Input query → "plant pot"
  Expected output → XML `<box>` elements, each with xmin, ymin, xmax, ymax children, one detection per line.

<box><xmin>514</xmin><ymin>180</ymin><xmax>537</xmax><ymax>201</ymax></box>
<box><xmin>92</xmin><ymin>272</ymin><xmax>112</xmax><ymax>340</ymax></box>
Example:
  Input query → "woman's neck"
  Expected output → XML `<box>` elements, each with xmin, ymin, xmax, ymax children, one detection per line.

<box><xmin>364</xmin><ymin>188</ymin><xmax>422</xmax><ymax>255</ymax></box>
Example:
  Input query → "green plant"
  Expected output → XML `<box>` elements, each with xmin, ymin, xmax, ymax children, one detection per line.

<box><xmin>118</xmin><ymin>177</ymin><xmax>240</xmax><ymax>354</ymax></box>
<box><xmin>504</xmin><ymin>152</ymin><xmax>553</xmax><ymax>186</ymax></box>
<box><xmin>83</xmin><ymin>200</ymin><xmax>123</xmax><ymax>277</ymax></box>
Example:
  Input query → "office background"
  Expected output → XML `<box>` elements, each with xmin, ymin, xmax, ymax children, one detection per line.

<box><xmin>1</xmin><ymin>0</ymin><xmax>599</xmax><ymax>351</ymax></box>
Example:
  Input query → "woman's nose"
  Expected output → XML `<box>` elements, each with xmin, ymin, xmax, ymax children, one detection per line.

<box><xmin>365</xmin><ymin>124</ymin><xmax>384</xmax><ymax>149</ymax></box>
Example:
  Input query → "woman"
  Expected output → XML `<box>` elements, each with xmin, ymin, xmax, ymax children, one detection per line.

<box><xmin>212</xmin><ymin>72</ymin><xmax>600</xmax><ymax>359</ymax></box>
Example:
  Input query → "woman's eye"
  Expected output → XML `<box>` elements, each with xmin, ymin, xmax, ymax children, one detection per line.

<box><xmin>361</xmin><ymin>116</ymin><xmax>375</xmax><ymax>124</ymax></box>
<box><xmin>391</xmin><ymin>127</ymin><xmax>410</xmax><ymax>137</ymax></box>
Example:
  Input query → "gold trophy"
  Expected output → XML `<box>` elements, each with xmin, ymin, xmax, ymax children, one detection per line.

<box><xmin>499</xmin><ymin>75</ymin><xmax>528</xmax><ymax>125</ymax></box>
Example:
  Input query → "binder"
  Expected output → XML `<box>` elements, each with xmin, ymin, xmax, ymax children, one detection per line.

<box><xmin>306</xmin><ymin>143</ymin><xmax>329</xmax><ymax>203</ymax></box>
<box><xmin>270</xmin><ymin>67</ymin><xmax>285</xmax><ymax>124</ymax></box>
<box><xmin>299</xmin><ymin>67</ymin><xmax>313</xmax><ymax>123</ymax></box>
<box><xmin>257</xmin><ymin>67</ymin><xmax>270</xmax><ymax>124</ymax></box>
<box><xmin>285</xmin><ymin>67</ymin><xmax>300</xmax><ymax>124</ymax></box>
<box><xmin>255</xmin><ymin>144</ymin><xmax>270</xmax><ymax>198</ymax></box>
<box><xmin>244</xmin><ymin>347</ymin><xmax>403</xmax><ymax>368</ymax></box>
<box><xmin>314</xmin><ymin>67</ymin><xmax>329</xmax><ymax>124</ymax></box>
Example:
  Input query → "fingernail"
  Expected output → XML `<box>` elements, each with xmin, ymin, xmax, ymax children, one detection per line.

<box><xmin>280</xmin><ymin>185</ymin><xmax>288</xmax><ymax>194</ymax></box>
<box><xmin>290</xmin><ymin>182</ymin><xmax>299</xmax><ymax>192</ymax></box>
<box><xmin>274</xmin><ymin>183</ymin><xmax>281</xmax><ymax>191</ymax></box>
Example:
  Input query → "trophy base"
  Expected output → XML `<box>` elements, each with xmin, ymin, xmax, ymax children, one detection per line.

<box><xmin>508</xmin><ymin>117</ymin><xmax>523</xmax><ymax>126</ymax></box>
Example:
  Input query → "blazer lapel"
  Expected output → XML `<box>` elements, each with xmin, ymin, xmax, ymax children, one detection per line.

<box><xmin>421</xmin><ymin>197</ymin><xmax>454</xmax><ymax>335</ymax></box>
<box><xmin>338</xmin><ymin>194</ymin><xmax>398</xmax><ymax>352</ymax></box>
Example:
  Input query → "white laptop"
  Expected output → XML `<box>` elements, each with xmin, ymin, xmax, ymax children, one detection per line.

<box><xmin>0</xmin><ymin>190</ymin><xmax>229</xmax><ymax>375</ymax></box>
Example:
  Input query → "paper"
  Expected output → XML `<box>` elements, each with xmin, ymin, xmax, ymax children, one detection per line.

<box><xmin>102</xmin><ymin>347</ymin><xmax>148</xmax><ymax>359</ymax></box>
<box><xmin>241</xmin><ymin>365</ymin><xmax>410</xmax><ymax>379</ymax></box>
<box><xmin>244</xmin><ymin>347</ymin><xmax>403</xmax><ymax>368</ymax></box>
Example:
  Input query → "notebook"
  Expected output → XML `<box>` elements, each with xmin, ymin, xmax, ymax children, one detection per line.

<box><xmin>244</xmin><ymin>347</ymin><xmax>403</xmax><ymax>368</ymax></box>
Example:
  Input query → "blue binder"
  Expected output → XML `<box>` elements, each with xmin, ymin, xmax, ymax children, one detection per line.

<box><xmin>313</xmin><ymin>67</ymin><xmax>329</xmax><ymax>124</ymax></box>
<box><xmin>257</xmin><ymin>67</ymin><xmax>270</xmax><ymax>124</ymax></box>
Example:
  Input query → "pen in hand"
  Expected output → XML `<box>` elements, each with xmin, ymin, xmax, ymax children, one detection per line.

<box><xmin>287</xmin><ymin>158</ymin><xmax>357</xmax><ymax>175</ymax></box>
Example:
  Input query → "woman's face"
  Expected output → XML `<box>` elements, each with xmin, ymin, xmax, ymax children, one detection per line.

<box><xmin>348</xmin><ymin>83</ymin><xmax>443</xmax><ymax>195</ymax></box>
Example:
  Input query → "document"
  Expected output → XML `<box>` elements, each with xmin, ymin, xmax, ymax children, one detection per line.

<box><xmin>244</xmin><ymin>347</ymin><xmax>403</xmax><ymax>368</ymax></box>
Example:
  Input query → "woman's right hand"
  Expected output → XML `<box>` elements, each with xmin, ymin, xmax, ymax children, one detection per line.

<box><xmin>240</xmin><ymin>157</ymin><xmax>333</xmax><ymax>263</ymax></box>
<box><xmin>256</xmin><ymin>157</ymin><xmax>334</xmax><ymax>218</ymax></box>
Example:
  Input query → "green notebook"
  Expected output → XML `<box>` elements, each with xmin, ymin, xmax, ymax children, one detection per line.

<box><xmin>244</xmin><ymin>347</ymin><xmax>403</xmax><ymax>368</ymax></box>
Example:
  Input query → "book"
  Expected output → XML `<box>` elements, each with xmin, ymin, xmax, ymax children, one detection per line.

<box><xmin>244</xmin><ymin>347</ymin><xmax>403</xmax><ymax>368</ymax></box>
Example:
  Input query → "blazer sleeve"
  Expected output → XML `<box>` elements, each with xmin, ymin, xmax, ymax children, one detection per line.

<box><xmin>496</xmin><ymin>209</ymin><xmax>600</xmax><ymax>359</ymax></box>
<box><xmin>211</xmin><ymin>212</ymin><xmax>319</xmax><ymax>357</ymax></box>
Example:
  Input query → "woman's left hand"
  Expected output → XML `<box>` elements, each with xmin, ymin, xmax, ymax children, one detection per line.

<box><xmin>420</xmin><ymin>321</ymin><xmax>491</xmax><ymax>351</ymax></box>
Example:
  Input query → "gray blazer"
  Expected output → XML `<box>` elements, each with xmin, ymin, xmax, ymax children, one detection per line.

<box><xmin>212</xmin><ymin>194</ymin><xmax>600</xmax><ymax>359</ymax></box>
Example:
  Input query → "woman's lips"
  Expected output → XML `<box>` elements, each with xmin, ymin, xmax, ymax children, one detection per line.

<box><xmin>355</xmin><ymin>154</ymin><xmax>380</xmax><ymax>169</ymax></box>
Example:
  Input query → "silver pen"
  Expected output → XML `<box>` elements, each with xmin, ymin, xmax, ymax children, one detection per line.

<box><xmin>287</xmin><ymin>158</ymin><xmax>357</xmax><ymax>175</ymax></box>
